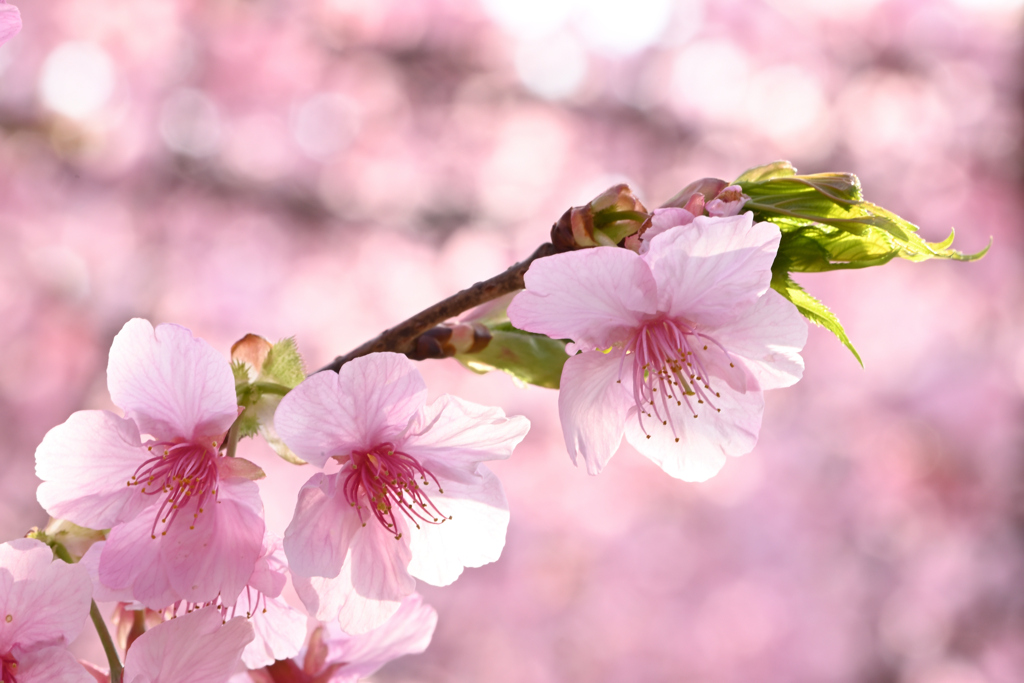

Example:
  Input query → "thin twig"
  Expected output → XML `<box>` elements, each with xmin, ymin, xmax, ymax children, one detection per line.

<box><xmin>318</xmin><ymin>242</ymin><xmax>566</xmax><ymax>373</ymax></box>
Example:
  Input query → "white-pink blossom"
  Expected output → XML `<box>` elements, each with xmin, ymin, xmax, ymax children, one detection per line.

<box><xmin>0</xmin><ymin>538</ymin><xmax>94</xmax><ymax>683</ymax></box>
<box><xmin>35</xmin><ymin>319</ymin><xmax>265</xmax><ymax>610</ymax></box>
<box><xmin>508</xmin><ymin>212</ymin><xmax>807</xmax><ymax>481</ymax></box>
<box><xmin>121</xmin><ymin>607</ymin><xmax>254</xmax><ymax>683</ymax></box>
<box><xmin>0</xmin><ymin>2</ymin><xmax>20</xmax><ymax>47</ymax></box>
<box><xmin>275</xmin><ymin>352</ymin><xmax>529</xmax><ymax>633</ymax></box>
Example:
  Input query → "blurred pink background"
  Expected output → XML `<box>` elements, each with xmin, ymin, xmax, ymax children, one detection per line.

<box><xmin>0</xmin><ymin>0</ymin><xmax>1019</xmax><ymax>681</ymax></box>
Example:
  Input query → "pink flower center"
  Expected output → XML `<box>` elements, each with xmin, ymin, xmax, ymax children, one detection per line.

<box><xmin>128</xmin><ymin>440</ymin><xmax>220</xmax><ymax>539</ymax></box>
<box><xmin>340</xmin><ymin>443</ymin><xmax>449</xmax><ymax>540</ymax></box>
<box><xmin>2</xmin><ymin>652</ymin><xmax>18</xmax><ymax>683</ymax></box>
<box><xmin>623</xmin><ymin>318</ymin><xmax>734</xmax><ymax>441</ymax></box>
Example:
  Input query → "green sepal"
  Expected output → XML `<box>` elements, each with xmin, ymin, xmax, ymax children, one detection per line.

<box><xmin>231</xmin><ymin>359</ymin><xmax>252</xmax><ymax>388</ymax></box>
<box><xmin>455</xmin><ymin>322</ymin><xmax>568</xmax><ymax>389</ymax></box>
<box><xmin>260</xmin><ymin>338</ymin><xmax>306</xmax><ymax>389</ymax></box>
<box><xmin>235</xmin><ymin>406</ymin><xmax>261</xmax><ymax>439</ymax></box>
<box><xmin>770</xmin><ymin>270</ymin><xmax>862</xmax><ymax>366</ymax></box>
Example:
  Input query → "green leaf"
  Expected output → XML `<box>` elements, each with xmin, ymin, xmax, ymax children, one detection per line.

<box><xmin>774</xmin><ymin>224</ymin><xmax>900</xmax><ymax>273</ymax></box>
<box><xmin>770</xmin><ymin>271</ymin><xmax>863</xmax><ymax>366</ymax></box>
<box><xmin>455</xmin><ymin>323</ymin><xmax>568</xmax><ymax>389</ymax></box>
<box><xmin>260</xmin><ymin>338</ymin><xmax>306</xmax><ymax>389</ymax></box>
<box><xmin>733</xmin><ymin>160</ymin><xmax>798</xmax><ymax>184</ymax></box>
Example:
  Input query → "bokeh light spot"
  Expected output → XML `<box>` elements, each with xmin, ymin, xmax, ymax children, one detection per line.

<box><xmin>39</xmin><ymin>42</ymin><xmax>116</xmax><ymax>120</ymax></box>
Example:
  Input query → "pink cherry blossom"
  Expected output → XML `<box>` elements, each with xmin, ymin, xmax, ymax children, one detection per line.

<box><xmin>121</xmin><ymin>607</ymin><xmax>254</xmax><ymax>683</ymax></box>
<box><xmin>275</xmin><ymin>352</ymin><xmax>529</xmax><ymax>633</ymax></box>
<box><xmin>251</xmin><ymin>593</ymin><xmax>436</xmax><ymax>683</ymax></box>
<box><xmin>0</xmin><ymin>2</ymin><xmax>20</xmax><ymax>47</ymax></box>
<box><xmin>35</xmin><ymin>319</ymin><xmax>265</xmax><ymax>610</ymax></box>
<box><xmin>0</xmin><ymin>538</ymin><xmax>94</xmax><ymax>683</ymax></box>
<box><xmin>508</xmin><ymin>212</ymin><xmax>808</xmax><ymax>482</ymax></box>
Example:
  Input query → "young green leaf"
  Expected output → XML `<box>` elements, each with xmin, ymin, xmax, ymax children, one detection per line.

<box><xmin>770</xmin><ymin>271</ymin><xmax>863</xmax><ymax>366</ymax></box>
<box><xmin>455</xmin><ymin>323</ymin><xmax>568</xmax><ymax>389</ymax></box>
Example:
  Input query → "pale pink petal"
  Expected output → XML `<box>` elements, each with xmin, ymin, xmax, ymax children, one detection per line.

<box><xmin>323</xmin><ymin>594</ymin><xmax>437</xmax><ymax>682</ymax></box>
<box><xmin>0</xmin><ymin>4</ymin><xmax>21</xmax><ymax>47</ymax></box>
<box><xmin>0</xmin><ymin>539</ymin><xmax>92</xmax><ymax>652</ymax></box>
<box><xmin>406</xmin><ymin>467</ymin><xmax>508</xmax><ymax>587</ymax></box>
<box><xmin>293</xmin><ymin>570</ymin><xmax>402</xmax><ymax>635</ymax></box>
<box><xmin>107</xmin><ymin>320</ymin><xmax>237</xmax><ymax>442</ymax></box>
<box><xmin>239</xmin><ymin>595</ymin><xmax>307</xmax><ymax>669</ymax></box>
<box><xmin>558</xmin><ymin>350</ymin><xmax>635</xmax><ymax>475</ymax></box>
<box><xmin>122</xmin><ymin>608</ymin><xmax>253</xmax><ymax>683</ymax></box>
<box><xmin>161</xmin><ymin>479</ymin><xmax>264</xmax><ymax>606</ymax></box>
<box><xmin>508</xmin><ymin>247</ymin><xmax>658</xmax><ymax>350</ymax></box>
<box><xmin>624</xmin><ymin>384</ymin><xmax>764</xmax><ymax>482</ymax></box>
<box><xmin>283</xmin><ymin>472</ymin><xmax>361</xmax><ymax>579</ymax></box>
<box><xmin>348</xmin><ymin>520</ymin><xmax>416</xmax><ymax>609</ymax></box>
<box><xmin>709</xmin><ymin>289</ymin><xmax>807</xmax><ymax>390</ymax></box>
<box><xmin>646</xmin><ymin>214</ymin><xmax>781</xmax><ymax>328</ymax></box>
<box><xmin>276</xmin><ymin>353</ymin><xmax>427</xmax><ymax>468</ymax></box>
<box><xmin>99</xmin><ymin>515</ymin><xmax>178</xmax><ymax>610</ymax></box>
<box><xmin>80</xmin><ymin>543</ymin><xmax>137</xmax><ymax>604</ymax></box>
<box><xmin>35</xmin><ymin>410</ymin><xmax>151</xmax><ymax>530</ymax></box>
<box><xmin>245</xmin><ymin>538</ymin><xmax>287</xmax><ymax>599</ymax></box>
<box><xmin>12</xmin><ymin>645</ymin><xmax>95</xmax><ymax>683</ymax></box>
<box><xmin>638</xmin><ymin>207</ymin><xmax>695</xmax><ymax>254</ymax></box>
<box><xmin>705</xmin><ymin>185</ymin><xmax>751</xmax><ymax>217</ymax></box>
<box><xmin>402</xmin><ymin>394</ymin><xmax>530</xmax><ymax>473</ymax></box>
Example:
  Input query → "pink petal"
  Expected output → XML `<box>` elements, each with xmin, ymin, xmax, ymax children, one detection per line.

<box><xmin>0</xmin><ymin>539</ymin><xmax>92</xmax><ymax>652</ymax></box>
<box><xmin>122</xmin><ymin>607</ymin><xmax>254</xmax><ymax>683</ymax></box>
<box><xmin>638</xmin><ymin>207</ymin><xmax>696</xmax><ymax>254</ymax></box>
<box><xmin>646</xmin><ymin>214</ymin><xmax>781</xmax><ymax>328</ymax></box>
<box><xmin>275</xmin><ymin>353</ymin><xmax>427</xmax><ymax>468</ymax></box>
<box><xmin>246</xmin><ymin>538</ymin><xmax>287</xmax><ymax>599</ymax></box>
<box><xmin>161</xmin><ymin>479</ymin><xmax>264</xmax><ymax>606</ymax></box>
<box><xmin>0</xmin><ymin>4</ymin><xmax>21</xmax><ymax>47</ymax></box>
<box><xmin>405</xmin><ymin>467</ymin><xmax>508</xmax><ymax>587</ymax></box>
<box><xmin>283</xmin><ymin>472</ymin><xmax>361</xmax><ymax>578</ymax></box>
<box><xmin>402</xmin><ymin>394</ymin><xmax>529</xmax><ymax>473</ymax></box>
<box><xmin>35</xmin><ymin>410</ymin><xmax>152</xmax><ymax>530</ymax></box>
<box><xmin>623</xmin><ymin>382</ymin><xmax>764</xmax><ymax>482</ymax></box>
<box><xmin>239</xmin><ymin>595</ymin><xmax>307</xmax><ymax>669</ymax></box>
<box><xmin>11</xmin><ymin>645</ymin><xmax>95</xmax><ymax>683</ymax></box>
<box><xmin>710</xmin><ymin>289</ymin><xmax>807</xmax><ymax>390</ymax></box>
<box><xmin>106</xmin><ymin>319</ymin><xmax>237</xmax><ymax>443</ymax></box>
<box><xmin>323</xmin><ymin>594</ymin><xmax>437</xmax><ymax>681</ymax></box>
<box><xmin>292</xmin><ymin>570</ymin><xmax>403</xmax><ymax>635</ymax></box>
<box><xmin>99</xmin><ymin>514</ymin><xmax>178</xmax><ymax>610</ymax></box>
<box><xmin>80</xmin><ymin>543</ymin><xmax>137</xmax><ymax>604</ymax></box>
<box><xmin>558</xmin><ymin>350</ymin><xmax>635</xmax><ymax>475</ymax></box>
<box><xmin>508</xmin><ymin>247</ymin><xmax>658</xmax><ymax>350</ymax></box>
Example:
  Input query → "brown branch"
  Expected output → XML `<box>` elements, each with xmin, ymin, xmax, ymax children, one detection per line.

<box><xmin>317</xmin><ymin>242</ymin><xmax>566</xmax><ymax>373</ymax></box>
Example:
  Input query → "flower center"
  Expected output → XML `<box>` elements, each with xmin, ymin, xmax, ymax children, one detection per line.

<box><xmin>340</xmin><ymin>443</ymin><xmax>448</xmax><ymax>540</ymax></box>
<box><xmin>623</xmin><ymin>318</ymin><xmax>734</xmax><ymax>441</ymax></box>
<box><xmin>2</xmin><ymin>652</ymin><xmax>18</xmax><ymax>683</ymax></box>
<box><xmin>128</xmin><ymin>440</ymin><xmax>220</xmax><ymax>539</ymax></box>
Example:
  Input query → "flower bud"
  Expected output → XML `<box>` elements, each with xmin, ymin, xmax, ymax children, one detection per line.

<box><xmin>231</xmin><ymin>333</ymin><xmax>273</xmax><ymax>380</ymax></box>
<box><xmin>705</xmin><ymin>184</ymin><xmax>751</xmax><ymax>217</ymax></box>
<box><xmin>410</xmin><ymin>323</ymin><xmax>492</xmax><ymax>360</ymax></box>
<box><xmin>660</xmin><ymin>177</ymin><xmax>728</xmax><ymax>211</ymax></box>
<box><xmin>551</xmin><ymin>184</ymin><xmax>650</xmax><ymax>249</ymax></box>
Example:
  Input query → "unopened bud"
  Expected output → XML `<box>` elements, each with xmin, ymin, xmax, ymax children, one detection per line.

<box><xmin>410</xmin><ymin>323</ymin><xmax>492</xmax><ymax>360</ymax></box>
<box><xmin>231</xmin><ymin>333</ymin><xmax>272</xmax><ymax>375</ymax></box>
<box><xmin>34</xmin><ymin>519</ymin><xmax>105</xmax><ymax>561</ymax></box>
<box><xmin>660</xmin><ymin>177</ymin><xmax>728</xmax><ymax>211</ymax></box>
<box><xmin>705</xmin><ymin>184</ymin><xmax>751</xmax><ymax>217</ymax></box>
<box><xmin>551</xmin><ymin>184</ymin><xmax>650</xmax><ymax>249</ymax></box>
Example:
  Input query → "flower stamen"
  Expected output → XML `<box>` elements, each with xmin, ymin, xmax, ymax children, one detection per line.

<box><xmin>128</xmin><ymin>441</ymin><xmax>220</xmax><ymax>539</ymax></box>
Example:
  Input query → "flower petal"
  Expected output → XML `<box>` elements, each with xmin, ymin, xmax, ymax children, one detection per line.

<box><xmin>348</xmin><ymin>520</ymin><xmax>416</xmax><ymax>606</ymax></box>
<box><xmin>161</xmin><ymin>479</ymin><xmax>265</xmax><ymax>606</ymax></box>
<box><xmin>12</xmin><ymin>645</ymin><xmax>95</xmax><ymax>683</ymax></box>
<box><xmin>0</xmin><ymin>3</ymin><xmax>21</xmax><ymax>47</ymax></box>
<box><xmin>35</xmin><ymin>410</ymin><xmax>151</xmax><ymax>530</ymax></box>
<box><xmin>709</xmin><ymin>289</ymin><xmax>807</xmax><ymax>390</ymax></box>
<box><xmin>275</xmin><ymin>353</ymin><xmax>427</xmax><ymax>468</ymax></box>
<box><xmin>123</xmin><ymin>608</ymin><xmax>253</xmax><ymax>683</ymax></box>
<box><xmin>283</xmin><ymin>472</ymin><xmax>361</xmax><ymax>578</ymax></box>
<box><xmin>323</xmin><ymin>594</ymin><xmax>437</xmax><ymax>681</ymax></box>
<box><xmin>624</xmin><ymin>384</ymin><xmax>764</xmax><ymax>482</ymax></box>
<box><xmin>0</xmin><ymin>539</ymin><xmax>92</xmax><ymax>652</ymax></box>
<box><xmin>639</xmin><ymin>207</ymin><xmax>696</xmax><ymax>254</ymax></box>
<box><xmin>402</xmin><ymin>394</ymin><xmax>529</xmax><ymax>473</ymax></box>
<box><xmin>508</xmin><ymin>246</ymin><xmax>658</xmax><ymax>350</ymax></box>
<box><xmin>406</xmin><ymin>466</ymin><xmax>508</xmax><ymax>587</ymax></box>
<box><xmin>646</xmin><ymin>213</ymin><xmax>781</xmax><ymax>328</ymax></box>
<box><xmin>99</xmin><ymin>515</ymin><xmax>179</xmax><ymax>610</ymax></box>
<box><xmin>239</xmin><ymin>595</ymin><xmax>307</xmax><ymax>669</ymax></box>
<box><xmin>80</xmin><ymin>542</ymin><xmax>137</xmax><ymax>604</ymax></box>
<box><xmin>107</xmin><ymin>319</ymin><xmax>237</xmax><ymax>442</ymax></box>
<box><xmin>293</xmin><ymin>567</ymin><xmax>404</xmax><ymax>635</ymax></box>
<box><xmin>558</xmin><ymin>350</ymin><xmax>635</xmax><ymax>475</ymax></box>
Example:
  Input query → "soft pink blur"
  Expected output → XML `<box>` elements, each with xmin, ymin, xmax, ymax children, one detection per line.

<box><xmin>0</xmin><ymin>1</ymin><xmax>1017</xmax><ymax>681</ymax></box>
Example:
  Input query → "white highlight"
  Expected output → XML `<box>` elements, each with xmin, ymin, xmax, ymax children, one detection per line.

<box><xmin>291</xmin><ymin>93</ymin><xmax>359</xmax><ymax>160</ymax></box>
<box><xmin>39</xmin><ymin>42</ymin><xmax>116</xmax><ymax>119</ymax></box>
<box><xmin>159</xmin><ymin>88</ymin><xmax>222</xmax><ymax>157</ymax></box>
<box><xmin>514</xmin><ymin>35</ymin><xmax>587</xmax><ymax>100</ymax></box>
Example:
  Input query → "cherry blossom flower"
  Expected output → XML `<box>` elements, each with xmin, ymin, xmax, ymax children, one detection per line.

<box><xmin>0</xmin><ymin>2</ymin><xmax>20</xmax><ymax>47</ymax></box>
<box><xmin>250</xmin><ymin>593</ymin><xmax>436</xmax><ymax>683</ymax></box>
<box><xmin>508</xmin><ymin>212</ymin><xmax>807</xmax><ymax>482</ymax></box>
<box><xmin>275</xmin><ymin>352</ymin><xmax>529</xmax><ymax>633</ymax></box>
<box><xmin>121</xmin><ymin>607</ymin><xmax>254</xmax><ymax>683</ymax></box>
<box><xmin>0</xmin><ymin>538</ymin><xmax>94</xmax><ymax>683</ymax></box>
<box><xmin>35</xmin><ymin>319</ymin><xmax>265</xmax><ymax>609</ymax></box>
